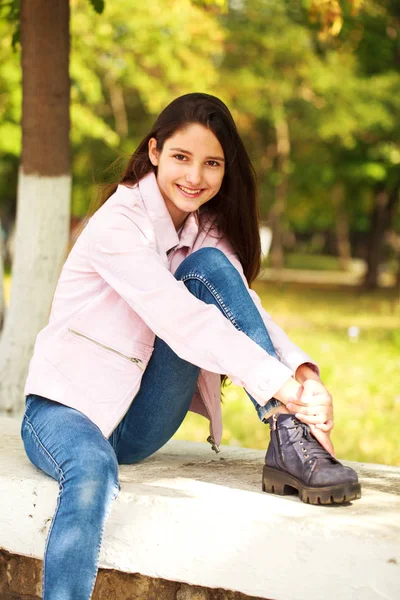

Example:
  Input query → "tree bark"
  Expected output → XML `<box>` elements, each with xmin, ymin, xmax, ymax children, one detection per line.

<box><xmin>332</xmin><ymin>182</ymin><xmax>351</xmax><ymax>271</ymax></box>
<box><xmin>268</xmin><ymin>99</ymin><xmax>290</xmax><ymax>270</ymax></box>
<box><xmin>105</xmin><ymin>72</ymin><xmax>128</xmax><ymax>138</ymax></box>
<box><xmin>396</xmin><ymin>258</ymin><xmax>400</xmax><ymax>292</ymax></box>
<box><xmin>364</xmin><ymin>181</ymin><xmax>400</xmax><ymax>290</ymax></box>
<box><xmin>0</xmin><ymin>0</ymin><xmax>71</xmax><ymax>414</ymax></box>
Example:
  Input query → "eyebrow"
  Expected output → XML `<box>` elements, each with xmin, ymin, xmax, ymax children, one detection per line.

<box><xmin>169</xmin><ymin>147</ymin><xmax>225</xmax><ymax>162</ymax></box>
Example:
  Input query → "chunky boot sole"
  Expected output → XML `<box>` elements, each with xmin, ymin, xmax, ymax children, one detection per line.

<box><xmin>262</xmin><ymin>465</ymin><xmax>361</xmax><ymax>505</ymax></box>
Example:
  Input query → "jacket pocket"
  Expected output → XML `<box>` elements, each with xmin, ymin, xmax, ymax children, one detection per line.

<box><xmin>67</xmin><ymin>328</ymin><xmax>146</xmax><ymax>369</ymax></box>
<box><xmin>46</xmin><ymin>328</ymin><xmax>153</xmax><ymax>404</ymax></box>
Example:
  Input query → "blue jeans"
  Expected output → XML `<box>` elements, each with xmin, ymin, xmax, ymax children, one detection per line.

<box><xmin>21</xmin><ymin>248</ymin><xmax>283</xmax><ymax>600</ymax></box>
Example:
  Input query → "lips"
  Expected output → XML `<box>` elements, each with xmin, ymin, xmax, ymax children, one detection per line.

<box><xmin>176</xmin><ymin>184</ymin><xmax>203</xmax><ymax>198</ymax></box>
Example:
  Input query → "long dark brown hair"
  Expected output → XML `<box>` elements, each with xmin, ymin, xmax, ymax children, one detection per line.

<box><xmin>94</xmin><ymin>93</ymin><xmax>261</xmax><ymax>284</ymax></box>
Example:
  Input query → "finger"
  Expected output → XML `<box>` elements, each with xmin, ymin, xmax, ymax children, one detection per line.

<box><xmin>294</xmin><ymin>412</ymin><xmax>331</xmax><ymax>425</ymax></box>
<box><xmin>310</xmin><ymin>425</ymin><xmax>335</xmax><ymax>456</ymax></box>
<box><xmin>287</xmin><ymin>396</ymin><xmax>332</xmax><ymax>409</ymax></box>
<box><xmin>291</xmin><ymin>404</ymin><xmax>332</xmax><ymax>417</ymax></box>
<box><xmin>315</xmin><ymin>420</ymin><xmax>334</xmax><ymax>432</ymax></box>
<box><xmin>314</xmin><ymin>422</ymin><xmax>331</xmax><ymax>432</ymax></box>
<box><xmin>286</xmin><ymin>401</ymin><xmax>313</xmax><ymax>411</ymax></box>
<box><xmin>290</xmin><ymin>404</ymin><xmax>333</xmax><ymax>419</ymax></box>
<box><xmin>286</xmin><ymin>400</ymin><xmax>309</xmax><ymax>409</ymax></box>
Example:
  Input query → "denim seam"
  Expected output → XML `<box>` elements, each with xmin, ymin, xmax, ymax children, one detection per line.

<box><xmin>88</xmin><ymin>483</ymin><xmax>120</xmax><ymax>599</ymax></box>
<box><xmin>181</xmin><ymin>272</ymin><xmax>240</xmax><ymax>330</ymax></box>
<box><xmin>23</xmin><ymin>414</ymin><xmax>65</xmax><ymax>597</ymax></box>
<box><xmin>181</xmin><ymin>271</ymin><xmax>281</xmax><ymax>423</ymax></box>
<box><xmin>23</xmin><ymin>414</ymin><xmax>65</xmax><ymax>487</ymax></box>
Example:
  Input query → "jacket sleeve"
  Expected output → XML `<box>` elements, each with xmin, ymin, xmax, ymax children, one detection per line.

<box><xmin>215</xmin><ymin>236</ymin><xmax>320</xmax><ymax>378</ymax></box>
<box><xmin>87</xmin><ymin>209</ymin><xmax>294</xmax><ymax>407</ymax></box>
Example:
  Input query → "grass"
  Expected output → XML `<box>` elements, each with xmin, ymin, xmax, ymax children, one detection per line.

<box><xmin>174</xmin><ymin>282</ymin><xmax>400</xmax><ymax>467</ymax></box>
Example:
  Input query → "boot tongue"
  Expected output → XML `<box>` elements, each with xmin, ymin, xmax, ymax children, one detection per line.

<box><xmin>290</xmin><ymin>421</ymin><xmax>317</xmax><ymax>446</ymax></box>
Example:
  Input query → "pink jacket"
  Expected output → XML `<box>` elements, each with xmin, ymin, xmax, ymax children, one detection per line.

<box><xmin>25</xmin><ymin>172</ymin><xmax>318</xmax><ymax>449</ymax></box>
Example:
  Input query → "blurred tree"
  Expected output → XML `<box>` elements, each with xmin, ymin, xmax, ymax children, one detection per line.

<box><xmin>219</xmin><ymin>0</ymin><xmax>399</xmax><ymax>282</ymax></box>
<box><xmin>0</xmin><ymin>0</ymin><xmax>71</xmax><ymax>415</ymax></box>
<box><xmin>308</xmin><ymin>0</ymin><xmax>400</xmax><ymax>287</ymax></box>
<box><xmin>219</xmin><ymin>0</ymin><xmax>351</xmax><ymax>267</ymax></box>
<box><xmin>218</xmin><ymin>0</ymin><xmax>318</xmax><ymax>268</ymax></box>
<box><xmin>350</xmin><ymin>0</ymin><xmax>400</xmax><ymax>288</ymax></box>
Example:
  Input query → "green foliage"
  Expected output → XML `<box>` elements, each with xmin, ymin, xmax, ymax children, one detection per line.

<box><xmin>0</xmin><ymin>0</ymin><xmax>20</xmax><ymax>48</ymax></box>
<box><xmin>0</xmin><ymin>17</ymin><xmax>20</xmax><ymax>215</ymax></box>
<box><xmin>0</xmin><ymin>0</ymin><xmax>19</xmax><ymax>21</ymax></box>
<box><xmin>192</xmin><ymin>0</ymin><xmax>227</xmax><ymax>8</ymax></box>
<box><xmin>217</xmin><ymin>0</ymin><xmax>399</xmax><ymax>237</ymax></box>
<box><xmin>88</xmin><ymin>0</ymin><xmax>104</xmax><ymax>14</ymax></box>
<box><xmin>69</xmin><ymin>0</ymin><xmax>224</xmax><ymax>216</ymax></box>
<box><xmin>0</xmin><ymin>0</ymin><xmax>398</xmax><ymax>243</ymax></box>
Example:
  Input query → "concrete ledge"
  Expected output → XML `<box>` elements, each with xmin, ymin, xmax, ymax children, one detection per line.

<box><xmin>1</xmin><ymin>416</ymin><xmax>399</xmax><ymax>599</ymax></box>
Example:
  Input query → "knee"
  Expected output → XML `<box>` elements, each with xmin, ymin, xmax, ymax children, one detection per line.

<box><xmin>116</xmin><ymin>441</ymin><xmax>158</xmax><ymax>465</ymax></box>
<box><xmin>174</xmin><ymin>247</ymin><xmax>234</xmax><ymax>280</ymax></box>
<box><xmin>67</xmin><ymin>447</ymin><xmax>119</xmax><ymax>509</ymax></box>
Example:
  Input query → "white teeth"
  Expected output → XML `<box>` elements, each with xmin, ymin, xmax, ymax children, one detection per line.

<box><xmin>178</xmin><ymin>185</ymin><xmax>201</xmax><ymax>195</ymax></box>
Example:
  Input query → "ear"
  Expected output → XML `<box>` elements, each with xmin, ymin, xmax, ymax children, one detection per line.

<box><xmin>148</xmin><ymin>138</ymin><xmax>159</xmax><ymax>166</ymax></box>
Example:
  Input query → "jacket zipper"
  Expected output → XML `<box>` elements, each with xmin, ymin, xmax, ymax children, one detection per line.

<box><xmin>67</xmin><ymin>328</ymin><xmax>145</xmax><ymax>370</ymax></box>
<box><xmin>198</xmin><ymin>377</ymin><xmax>220</xmax><ymax>454</ymax></box>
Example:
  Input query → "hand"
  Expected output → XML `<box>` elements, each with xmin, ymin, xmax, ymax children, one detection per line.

<box><xmin>286</xmin><ymin>379</ymin><xmax>334</xmax><ymax>433</ymax></box>
<box><xmin>309</xmin><ymin>424</ymin><xmax>335</xmax><ymax>456</ymax></box>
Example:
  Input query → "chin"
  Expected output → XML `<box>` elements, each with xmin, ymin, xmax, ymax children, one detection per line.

<box><xmin>172</xmin><ymin>194</ymin><xmax>200</xmax><ymax>209</ymax></box>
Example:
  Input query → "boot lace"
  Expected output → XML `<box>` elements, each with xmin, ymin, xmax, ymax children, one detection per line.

<box><xmin>289</xmin><ymin>420</ymin><xmax>335</xmax><ymax>464</ymax></box>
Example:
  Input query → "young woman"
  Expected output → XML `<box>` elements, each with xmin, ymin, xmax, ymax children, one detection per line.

<box><xmin>21</xmin><ymin>93</ymin><xmax>361</xmax><ymax>600</ymax></box>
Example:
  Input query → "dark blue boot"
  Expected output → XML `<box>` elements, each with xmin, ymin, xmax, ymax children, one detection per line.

<box><xmin>263</xmin><ymin>413</ymin><xmax>361</xmax><ymax>505</ymax></box>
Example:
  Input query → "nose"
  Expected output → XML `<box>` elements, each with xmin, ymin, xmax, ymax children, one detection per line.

<box><xmin>185</xmin><ymin>164</ymin><xmax>202</xmax><ymax>187</ymax></box>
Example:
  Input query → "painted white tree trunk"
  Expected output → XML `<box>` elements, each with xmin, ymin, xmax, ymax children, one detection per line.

<box><xmin>0</xmin><ymin>171</ymin><xmax>70</xmax><ymax>414</ymax></box>
<box><xmin>260</xmin><ymin>225</ymin><xmax>272</xmax><ymax>258</ymax></box>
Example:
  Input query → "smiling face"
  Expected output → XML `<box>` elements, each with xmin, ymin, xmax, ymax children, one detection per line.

<box><xmin>148</xmin><ymin>123</ymin><xmax>225</xmax><ymax>230</ymax></box>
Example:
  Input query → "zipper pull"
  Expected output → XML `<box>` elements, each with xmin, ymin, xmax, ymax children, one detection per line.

<box><xmin>272</xmin><ymin>413</ymin><xmax>278</xmax><ymax>431</ymax></box>
<box><xmin>207</xmin><ymin>435</ymin><xmax>220</xmax><ymax>454</ymax></box>
<box><xmin>130</xmin><ymin>357</ymin><xmax>144</xmax><ymax>370</ymax></box>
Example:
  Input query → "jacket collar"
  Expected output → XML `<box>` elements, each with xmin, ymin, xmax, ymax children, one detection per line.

<box><xmin>137</xmin><ymin>171</ymin><xmax>199</xmax><ymax>255</ymax></box>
